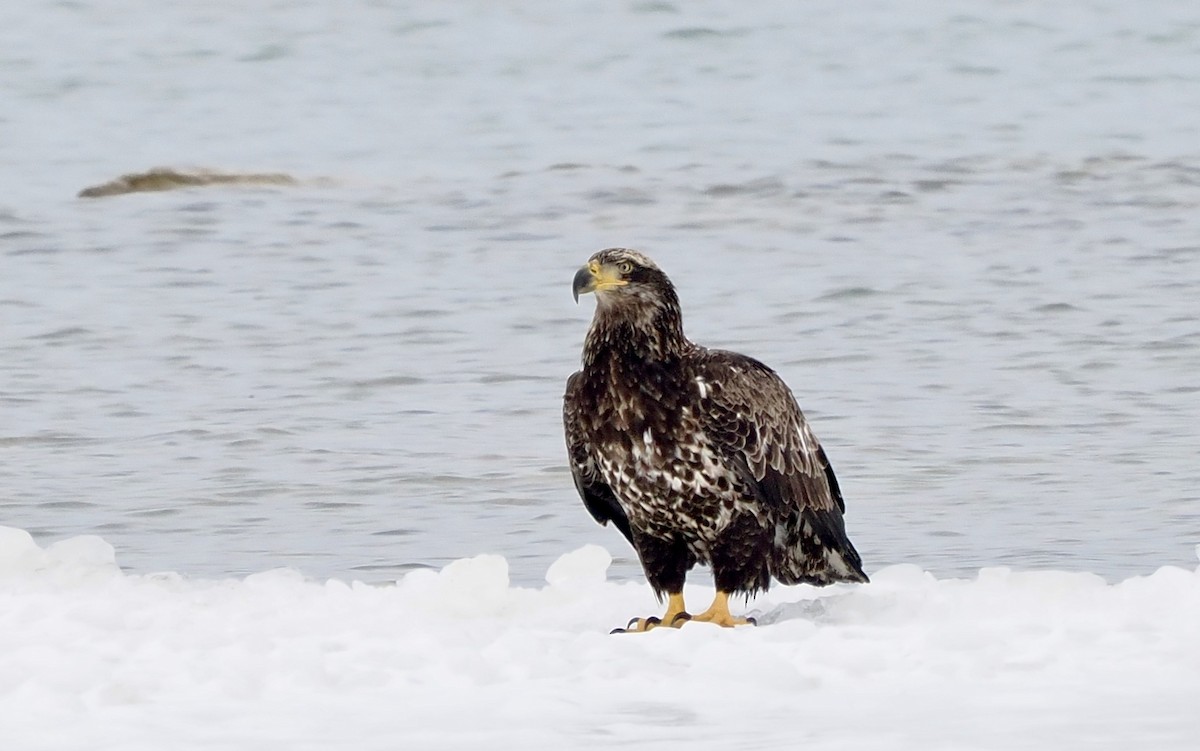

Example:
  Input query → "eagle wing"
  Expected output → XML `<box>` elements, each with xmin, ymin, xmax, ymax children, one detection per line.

<box><xmin>563</xmin><ymin>371</ymin><xmax>634</xmax><ymax>545</ymax></box>
<box><xmin>697</xmin><ymin>349</ymin><xmax>867</xmax><ymax>583</ymax></box>
<box><xmin>697</xmin><ymin>349</ymin><xmax>837</xmax><ymax>511</ymax></box>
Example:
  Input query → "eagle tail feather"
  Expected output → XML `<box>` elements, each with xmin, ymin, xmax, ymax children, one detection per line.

<box><xmin>771</xmin><ymin>506</ymin><xmax>869</xmax><ymax>586</ymax></box>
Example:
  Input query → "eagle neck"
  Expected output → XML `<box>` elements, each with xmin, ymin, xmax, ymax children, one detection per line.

<box><xmin>583</xmin><ymin>300</ymin><xmax>688</xmax><ymax>367</ymax></box>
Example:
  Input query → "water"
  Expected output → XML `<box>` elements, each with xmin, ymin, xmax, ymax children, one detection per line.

<box><xmin>3</xmin><ymin>1</ymin><xmax>1199</xmax><ymax>585</ymax></box>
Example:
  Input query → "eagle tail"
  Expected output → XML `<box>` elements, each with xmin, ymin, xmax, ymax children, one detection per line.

<box><xmin>771</xmin><ymin>506</ymin><xmax>869</xmax><ymax>586</ymax></box>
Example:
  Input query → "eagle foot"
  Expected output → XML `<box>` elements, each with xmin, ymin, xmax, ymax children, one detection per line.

<box><xmin>687</xmin><ymin>591</ymin><xmax>757</xmax><ymax>628</ymax></box>
<box><xmin>610</xmin><ymin>613</ymin><xmax>691</xmax><ymax>634</ymax></box>
<box><xmin>689</xmin><ymin>612</ymin><xmax>757</xmax><ymax>628</ymax></box>
<box><xmin>607</xmin><ymin>591</ymin><xmax>758</xmax><ymax>632</ymax></box>
<box><xmin>609</xmin><ymin>592</ymin><xmax>691</xmax><ymax>634</ymax></box>
<box><xmin>609</xmin><ymin>608</ymin><xmax>755</xmax><ymax>632</ymax></box>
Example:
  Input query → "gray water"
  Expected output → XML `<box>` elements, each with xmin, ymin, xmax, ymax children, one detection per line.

<box><xmin>3</xmin><ymin>1</ymin><xmax>1199</xmax><ymax>584</ymax></box>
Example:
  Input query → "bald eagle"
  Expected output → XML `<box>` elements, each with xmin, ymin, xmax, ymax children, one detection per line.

<box><xmin>564</xmin><ymin>248</ymin><xmax>868</xmax><ymax>632</ymax></box>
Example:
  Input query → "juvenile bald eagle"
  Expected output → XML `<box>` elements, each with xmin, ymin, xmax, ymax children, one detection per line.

<box><xmin>564</xmin><ymin>248</ymin><xmax>868</xmax><ymax>632</ymax></box>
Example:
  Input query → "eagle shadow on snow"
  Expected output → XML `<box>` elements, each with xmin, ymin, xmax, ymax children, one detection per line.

<box><xmin>746</xmin><ymin>593</ymin><xmax>856</xmax><ymax>627</ymax></box>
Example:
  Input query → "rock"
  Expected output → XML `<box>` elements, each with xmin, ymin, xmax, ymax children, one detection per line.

<box><xmin>78</xmin><ymin>168</ymin><xmax>299</xmax><ymax>198</ymax></box>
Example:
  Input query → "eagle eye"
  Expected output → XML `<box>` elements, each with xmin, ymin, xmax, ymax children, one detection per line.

<box><xmin>618</xmin><ymin>261</ymin><xmax>633</xmax><ymax>274</ymax></box>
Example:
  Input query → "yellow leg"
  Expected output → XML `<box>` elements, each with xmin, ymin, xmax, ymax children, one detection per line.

<box><xmin>688</xmin><ymin>591</ymin><xmax>755</xmax><ymax>628</ymax></box>
<box><xmin>612</xmin><ymin>592</ymin><xmax>690</xmax><ymax>633</ymax></box>
<box><xmin>661</xmin><ymin>591</ymin><xmax>688</xmax><ymax>625</ymax></box>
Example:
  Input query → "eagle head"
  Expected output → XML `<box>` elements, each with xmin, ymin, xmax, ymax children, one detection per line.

<box><xmin>572</xmin><ymin>248</ymin><xmax>686</xmax><ymax>359</ymax></box>
<box><xmin>572</xmin><ymin>248</ymin><xmax>676</xmax><ymax>310</ymax></box>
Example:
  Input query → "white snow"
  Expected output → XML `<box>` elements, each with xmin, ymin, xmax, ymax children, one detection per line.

<box><xmin>2</xmin><ymin>526</ymin><xmax>1198</xmax><ymax>750</ymax></box>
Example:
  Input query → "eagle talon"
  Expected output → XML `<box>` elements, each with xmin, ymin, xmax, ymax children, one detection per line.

<box><xmin>611</xmin><ymin>615</ymin><xmax>664</xmax><ymax>634</ymax></box>
<box><xmin>670</xmin><ymin>612</ymin><xmax>692</xmax><ymax>627</ymax></box>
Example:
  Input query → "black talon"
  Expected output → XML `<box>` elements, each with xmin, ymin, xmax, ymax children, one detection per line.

<box><xmin>746</xmin><ymin>616</ymin><xmax>758</xmax><ymax>626</ymax></box>
<box><xmin>612</xmin><ymin>614</ymin><xmax>681</xmax><ymax>634</ymax></box>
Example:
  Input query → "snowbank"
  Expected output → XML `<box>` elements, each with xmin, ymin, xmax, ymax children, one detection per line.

<box><xmin>2</xmin><ymin>526</ymin><xmax>1198</xmax><ymax>750</ymax></box>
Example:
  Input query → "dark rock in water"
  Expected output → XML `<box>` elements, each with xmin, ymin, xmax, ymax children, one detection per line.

<box><xmin>78</xmin><ymin>168</ymin><xmax>299</xmax><ymax>198</ymax></box>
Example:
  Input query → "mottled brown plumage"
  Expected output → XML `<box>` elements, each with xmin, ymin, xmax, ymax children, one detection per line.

<box><xmin>564</xmin><ymin>249</ymin><xmax>867</xmax><ymax>629</ymax></box>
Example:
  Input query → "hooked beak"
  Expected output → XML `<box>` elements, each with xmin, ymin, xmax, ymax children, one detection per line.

<box><xmin>572</xmin><ymin>260</ymin><xmax>626</xmax><ymax>302</ymax></box>
<box><xmin>572</xmin><ymin>265</ymin><xmax>596</xmax><ymax>303</ymax></box>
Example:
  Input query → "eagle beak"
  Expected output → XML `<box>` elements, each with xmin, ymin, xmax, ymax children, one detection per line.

<box><xmin>572</xmin><ymin>264</ymin><xmax>597</xmax><ymax>303</ymax></box>
<box><xmin>573</xmin><ymin>260</ymin><xmax>627</xmax><ymax>302</ymax></box>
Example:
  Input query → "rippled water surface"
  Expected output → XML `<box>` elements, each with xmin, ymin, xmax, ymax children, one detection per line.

<box><xmin>3</xmin><ymin>1</ymin><xmax>1199</xmax><ymax>584</ymax></box>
